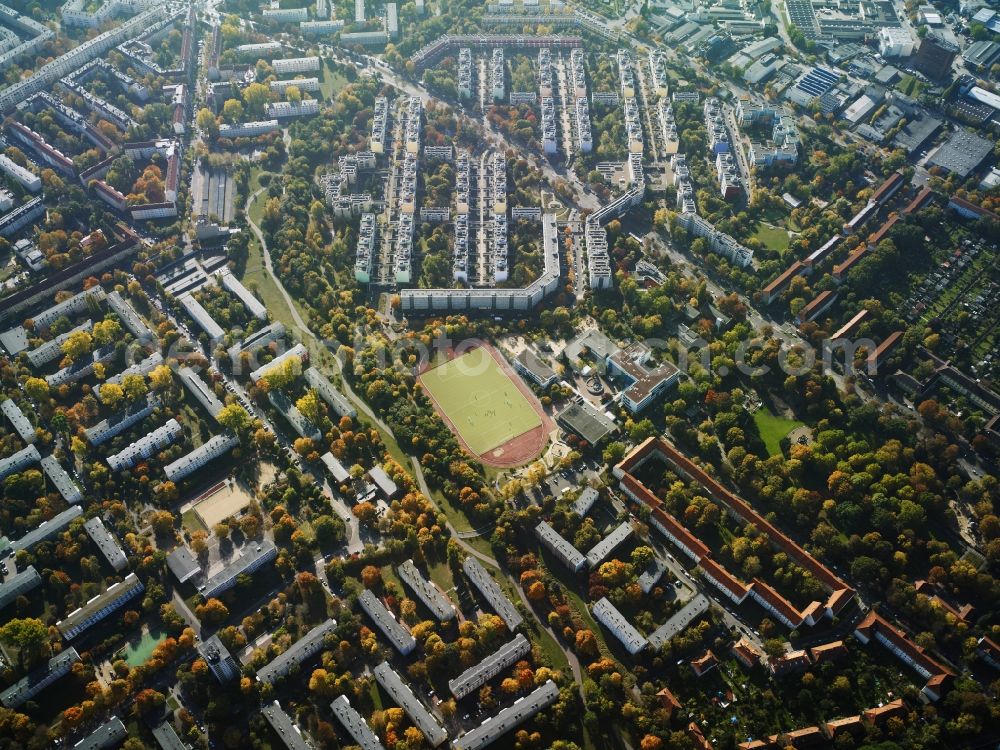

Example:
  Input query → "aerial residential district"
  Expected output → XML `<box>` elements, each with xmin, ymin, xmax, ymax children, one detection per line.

<box><xmin>0</xmin><ymin>0</ymin><xmax>998</xmax><ymax>749</ymax></box>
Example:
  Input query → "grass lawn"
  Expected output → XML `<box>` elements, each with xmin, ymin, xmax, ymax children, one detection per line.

<box><xmin>752</xmin><ymin>409</ymin><xmax>804</xmax><ymax>456</ymax></box>
<box><xmin>753</xmin><ymin>223</ymin><xmax>791</xmax><ymax>252</ymax></box>
<box><xmin>319</xmin><ymin>66</ymin><xmax>348</xmax><ymax>101</ymax></box>
<box><xmin>419</xmin><ymin>347</ymin><xmax>541</xmax><ymax>455</ymax></box>
<box><xmin>181</xmin><ymin>508</ymin><xmax>207</xmax><ymax>535</ymax></box>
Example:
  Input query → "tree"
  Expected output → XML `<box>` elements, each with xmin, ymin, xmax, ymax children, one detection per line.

<box><xmin>149</xmin><ymin>365</ymin><xmax>173</xmax><ymax>391</ymax></box>
<box><xmin>0</xmin><ymin>618</ymin><xmax>49</xmax><ymax>668</ymax></box>
<box><xmin>242</xmin><ymin>83</ymin><xmax>270</xmax><ymax>116</ymax></box>
<box><xmin>222</xmin><ymin>98</ymin><xmax>244</xmax><ymax>124</ymax></box>
<box><xmin>313</xmin><ymin>515</ymin><xmax>344</xmax><ymax>546</ymax></box>
<box><xmin>360</xmin><ymin>565</ymin><xmax>382</xmax><ymax>588</ymax></box>
<box><xmin>296</xmin><ymin>390</ymin><xmax>323</xmax><ymax>425</ymax></box>
<box><xmin>196</xmin><ymin>108</ymin><xmax>219</xmax><ymax>139</ymax></box>
<box><xmin>218</xmin><ymin>403</ymin><xmax>253</xmax><ymax>433</ymax></box>
<box><xmin>24</xmin><ymin>377</ymin><xmax>48</xmax><ymax>402</ymax></box>
<box><xmin>100</xmin><ymin>383</ymin><xmax>125</xmax><ymax>410</ymax></box>
<box><xmin>575</xmin><ymin>628</ymin><xmax>599</xmax><ymax>657</ymax></box>
<box><xmin>60</xmin><ymin>330</ymin><xmax>93</xmax><ymax>363</ymax></box>
<box><xmin>121</xmin><ymin>373</ymin><xmax>147</xmax><ymax>402</ymax></box>
<box><xmin>92</xmin><ymin>319</ymin><xmax>122</xmax><ymax>347</ymax></box>
<box><xmin>195</xmin><ymin>598</ymin><xmax>229</xmax><ymax>625</ymax></box>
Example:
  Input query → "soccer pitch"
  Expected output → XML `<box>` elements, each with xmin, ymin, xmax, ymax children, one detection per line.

<box><xmin>420</xmin><ymin>347</ymin><xmax>542</xmax><ymax>456</ymax></box>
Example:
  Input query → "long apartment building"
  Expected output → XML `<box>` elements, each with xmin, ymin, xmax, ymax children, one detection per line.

<box><xmin>1</xmin><ymin>399</ymin><xmax>34</xmax><ymax>443</ymax></box>
<box><xmin>84</xmin><ymin>517</ymin><xmax>128</xmax><ymax>572</ymax></box>
<box><xmin>248</xmin><ymin>343</ymin><xmax>307</xmax><ymax>384</ymax></box>
<box><xmin>535</xmin><ymin>521</ymin><xmax>586</xmax><ymax>573</ymax></box>
<box><xmin>331</xmin><ymin>695</ymin><xmax>384</xmax><ymax>750</ymax></box>
<box><xmin>272</xmin><ymin>56</ymin><xmax>320</xmax><ymax>75</ymax></box>
<box><xmin>458</xmin><ymin>48</ymin><xmax>473</xmax><ymax>99</ymax></box>
<box><xmin>540</xmin><ymin>96</ymin><xmax>557</xmax><ymax>155</ymax></box>
<box><xmin>398</xmin><ymin>559</ymin><xmax>456</xmax><ymax>621</ymax></box>
<box><xmin>358</xmin><ymin>589</ymin><xmax>417</xmax><ymax>655</ymax></box>
<box><xmin>56</xmin><ymin>573</ymin><xmax>144</xmax><ymax>639</ymax></box>
<box><xmin>304</xmin><ymin>367</ymin><xmax>356</xmax><ymax>419</ymax></box>
<box><xmin>592</xmin><ymin>597</ymin><xmax>647</xmax><ymax>655</ymax></box>
<box><xmin>200</xmin><ymin>541</ymin><xmax>277</xmax><ymax>598</ymax></box>
<box><xmin>106</xmin><ymin>419</ymin><xmax>183</xmax><ymax>471</ymax></box>
<box><xmin>0</xmin><ymin>647</ymin><xmax>79</xmax><ymax>709</ymax></box>
<box><xmin>370</xmin><ymin>96</ymin><xmax>388</xmax><ymax>153</ymax></box>
<box><xmin>373</xmin><ymin>662</ymin><xmax>448</xmax><ymax>747</ymax></box>
<box><xmin>538</xmin><ymin>48</ymin><xmax>552</xmax><ymax>97</ymax></box>
<box><xmin>0</xmin><ymin>4</ymin><xmax>54</xmax><ymax>72</ymax></box>
<box><xmin>855</xmin><ymin>610</ymin><xmax>955</xmax><ymax>701</ymax></box>
<box><xmin>490</xmin><ymin>48</ymin><xmax>505</xmax><ymax>101</ymax></box>
<box><xmin>0</xmin><ymin>6</ymin><xmax>164</xmax><ymax>111</ymax></box>
<box><xmin>163</xmin><ymin>433</ymin><xmax>239</xmax><ymax>482</ymax></box>
<box><xmin>355</xmin><ymin>212</ymin><xmax>377</xmax><ymax>283</ymax></box>
<box><xmin>647</xmin><ymin>50</ymin><xmax>668</xmax><ymax>98</ymax></box>
<box><xmin>614</xmin><ymin>437</ymin><xmax>856</xmax><ymax>625</ymax></box>
<box><xmin>11</xmin><ymin>505</ymin><xmax>83</xmax><ymax>554</ymax></box>
<box><xmin>448</xmin><ymin>633</ymin><xmax>531</xmax><ymax>699</ymax></box>
<box><xmin>0</xmin><ymin>566</ymin><xmax>41</xmax><ymax>611</ymax></box>
<box><xmin>404</xmin><ymin>96</ymin><xmax>422</xmax><ymax>155</ymax></box>
<box><xmin>257</xmin><ymin>618</ymin><xmax>337</xmax><ymax>684</ymax></box>
<box><xmin>452</xmin><ymin>681</ymin><xmax>559</xmax><ymax>750</ymax></box>
<box><xmin>40</xmin><ymin>455</ymin><xmax>83</xmax><ymax>505</ymax></box>
<box><xmin>463</xmin><ymin>557</ymin><xmax>522</xmax><ymax>631</ymax></box>
<box><xmin>84</xmin><ymin>394</ymin><xmax>158</xmax><ymax>446</ymax></box>
<box><xmin>585</xmin><ymin>521</ymin><xmax>633</xmax><ymax>568</ymax></box>
<box><xmin>676</xmin><ymin>212</ymin><xmax>753</xmax><ymax>268</ymax></box>
<box><xmin>400</xmin><ymin>212</ymin><xmax>560</xmax><ymax>313</ymax></box>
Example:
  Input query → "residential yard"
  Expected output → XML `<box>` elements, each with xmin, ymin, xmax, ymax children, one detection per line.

<box><xmin>753</xmin><ymin>409</ymin><xmax>804</xmax><ymax>456</ymax></box>
<box><xmin>753</xmin><ymin>223</ymin><xmax>792</xmax><ymax>252</ymax></box>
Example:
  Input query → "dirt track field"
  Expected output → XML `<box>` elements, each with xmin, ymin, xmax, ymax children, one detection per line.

<box><xmin>419</xmin><ymin>344</ymin><xmax>553</xmax><ymax>468</ymax></box>
<box><xmin>194</xmin><ymin>480</ymin><xmax>254</xmax><ymax>528</ymax></box>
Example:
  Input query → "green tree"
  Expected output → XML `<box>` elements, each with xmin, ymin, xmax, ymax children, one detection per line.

<box><xmin>0</xmin><ymin>618</ymin><xmax>50</xmax><ymax>668</ymax></box>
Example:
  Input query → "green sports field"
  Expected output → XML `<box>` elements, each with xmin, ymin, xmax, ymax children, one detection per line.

<box><xmin>420</xmin><ymin>348</ymin><xmax>541</xmax><ymax>455</ymax></box>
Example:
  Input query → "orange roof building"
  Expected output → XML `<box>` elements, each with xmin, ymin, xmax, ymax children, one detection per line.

<box><xmin>691</xmin><ymin>650</ymin><xmax>719</xmax><ymax>677</ymax></box>
<box><xmin>855</xmin><ymin>611</ymin><xmax>955</xmax><ymax>701</ymax></box>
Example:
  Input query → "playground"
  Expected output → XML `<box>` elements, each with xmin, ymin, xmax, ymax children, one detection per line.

<box><xmin>419</xmin><ymin>345</ymin><xmax>551</xmax><ymax>467</ymax></box>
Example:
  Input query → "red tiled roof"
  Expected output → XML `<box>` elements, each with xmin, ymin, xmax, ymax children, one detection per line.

<box><xmin>871</xmin><ymin>171</ymin><xmax>904</xmax><ymax>204</ymax></box>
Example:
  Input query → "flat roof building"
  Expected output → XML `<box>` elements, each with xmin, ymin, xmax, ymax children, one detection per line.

<box><xmin>178</xmin><ymin>367</ymin><xmax>226</xmax><ymax>420</ymax></box>
<box><xmin>398</xmin><ymin>560</ymin><xmax>456</xmax><ymax>621</ymax></box>
<box><xmin>358</xmin><ymin>589</ymin><xmax>417</xmax><ymax>655</ymax></box>
<box><xmin>201</xmin><ymin>541</ymin><xmax>277</xmax><ymax>598</ymax></box>
<box><xmin>463</xmin><ymin>557</ymin><xmax>522</xmax><ymax>631</ymax></box>
<box><xmin>262</xmin><ymin>702</ymin><xmax>314</xmax><ymax>750</ymax></box>
<box><xmin>0</xmin><ymin>444</ymin><xmax>40</xmax><ymax>481</ymax></box>
<box><xmin>197</xmin><ymin>633</ymin><xmax>240</xmax><ymax>683</ymax></box>
<box><xmin>57</xmin><ymin>573</ymin><xmax>144</xmax><ymax>639</ymax></box>
<box><xmin>373</xmin><ymin>662</ymin><xmax>448</xmax><ymax>746</ymax></box>
<box><xmin>535</xmin><ymin>521</ymin><xmax>586</xmax><ymax>573</ymax></box>
<box><xmin>40</xmin><ymin>455</ymin><xmax>83</xmax><ymax>505</ymax></box>
<box><xmin>448</xmin><ymin>633</ymin><xmax>532</xmax><ymax>700</ymax></box>
<box><xmin>555</xmin><ymin>401</ymin><xmax>617</xmax><ymax>446</ymax></box>
<box><xmin>179</xmin><ymin>294</ymin><xmax>225</xmax><ymax>341</ymax></box>
<box><xmin>648</xmin><ymin>594</ymin><xmax>710</xmax><ymax>649</ymax></box>
<box><xmin>249</xmin><ymin>343</ymin><xmax>307</xmax><ymax>384</ymax></box>
<box><xmin>257</xmin><ymin>618</ymin><xmax>337</xmax><ymax>683</ymax></box>
<box><xmin>452</xmin><ymin>680</ymin><xmax>559</xmax><ymax>750</ymax></box>
<box><xmin>928</xmin><ymin>130</ymin><xmax>994</xmax><ymax>178</ymax></box>
<box><xmin>166</xmin><ymin>546</ymin><xmax>201</xmax><ymax>584</ymax></box>
<box><xmin>12</xmin><ymin>504</ymin><xmax>82</xmax><ymax>553</ymax></box>
<box><xmin>512</xmin><ymin>350</ymin><xmax>557</xmax><ymax>389</ymax></box>
<box><xmin>304</xmin><ymin>367</ymin><xmax>357</xmax><ymax>418</ymax></box>
<box><xmin>164</xmin><ymin>433</ymin><xmax>239</xmax><ymax>482</ymax></box>
<box><xmin>585</xmin><ymin>522</ymin><xmax>633</xmax><ymax>569</ymax></box>
<box><xmin>106</xmin><ymin>418</ymin><xmax>183</xmax><ymax>471</ymax></box>
<box><xmin>331</xmin><ymin>695</ymin><xmax>385</xmax><ymax>750</ymax></box>
<box><xmin>72</xmin><ymin>717</ymin><xmax>127</xmax><ymax>750</ymax></box>
<box><xmin>592</xmin><ymin>597</ymin><xmax>647</xmax><ymax>655</ymax></box>
<box><xmin>1</xmin><ymin>399</ymin><xmax>35</xmax><ymax>443</ymax></box>
<box><xmin>0</xmin><ymin>565</ymin><xmax>41</xmax><ymax>611</ymax></box>
<box><xmin>0</xmin><ymin>646</ymin><xmax>79</xmax><ymax>708</ymax></box>
<box><xmin>573</xmin><ymin>487</ymin><xmax>599</xmax><ymax>518</ymax></box>
<box><xmin>151</xmin><ymin>722</ymin><xmax>188</xmax><ymax>750</ymax></box>
<box><xmin>84</xmin><ymin>517</ymin><xmax>128</xmax><ymax>572</ymax></box>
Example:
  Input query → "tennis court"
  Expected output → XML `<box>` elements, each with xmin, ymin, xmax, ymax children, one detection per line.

<box><xmin>420</xmin><ymin>347</ymin><xmax>542</xmax><ymax>456</ymax></box>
